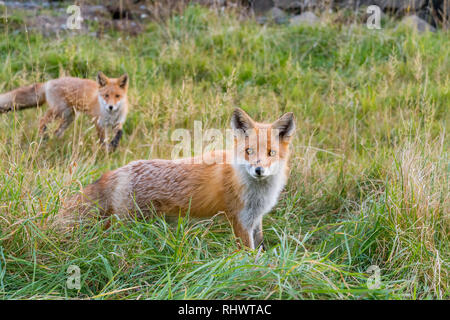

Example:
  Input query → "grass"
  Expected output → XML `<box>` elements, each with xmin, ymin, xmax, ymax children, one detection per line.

<box><xmin>0</xmin><ymin>4</ymin><xmax>448</xmax><ymax>299</ymax></box>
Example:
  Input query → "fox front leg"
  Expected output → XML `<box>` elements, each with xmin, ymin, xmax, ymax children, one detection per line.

<box><xmin>253</xmin><ymin>218</ymin><xmax>266</xmax><ymax>251</ymax></box>
<box><xmin>54</xmin><ymin>108</ymin><xmax>74</xmax><ymax>138</ymax></box>
<box><xmin>229</xmin><ymin>212</ymin><xmax>266</xmax><ymax>250</ymax></box>
<box><xmin>39</xmin><ymin>109</ymin><xmax>55</xmax><ymax>139</ymax></box>
<box><xmin>109</xmin><ymin>124</ymin><xmax>123</xmax><ymax>152</ymax></box>
<box><xmin>96</xmin><ymin>122</ymin><xmax>115</xmax><ymax>153</ymax></box>
<box><xmin>228</xmin><ymin>214</ymin><xmax>255</xmax><ymax>250</ymax></box>
<box><xmin>95</xmin><ymin>123</ymin><xmax>106</xmax><ymax>146</ymax></box>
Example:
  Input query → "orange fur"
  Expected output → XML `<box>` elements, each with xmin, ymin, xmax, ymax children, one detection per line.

<box><xmin>60</xmin><ymin>108</ymin><xmax>296</xmax><ymax>249</ymax></box>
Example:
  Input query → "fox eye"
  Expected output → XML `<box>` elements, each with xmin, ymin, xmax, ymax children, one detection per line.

<box><xmin>104</xmin><ymin>94</ymin><xmax>109</xmax><ymax>98</ymax></box>
<box><xmin>115</xmin><ymin>94</ymin><xmax>120</xmax><ymax>98</ymax></box>
<box><xmin>246</xmin><ymin>148</ymin><xmax>254</xmax><ymax>155</ymax></box>
<box><xmin>269</xmin><ymin>150</ymin><xmax>276</xmax><ymax>156</ymax></box>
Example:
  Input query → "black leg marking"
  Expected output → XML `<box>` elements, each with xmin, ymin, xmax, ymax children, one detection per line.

<box><xmin>110</xmin><ymin>129</ymin><xmax>123</xmax><ymax>151</ymax></box>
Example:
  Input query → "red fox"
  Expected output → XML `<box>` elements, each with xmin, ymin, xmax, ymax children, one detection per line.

<box><xmin>0</xmin><ymin>72</ymin><xmax>129</xmax><ymax>151</ymax></box>
<box><xmin>60</xmin><ymin>108</ymin><xmax>295</xmax><ymax>249</ymax></box>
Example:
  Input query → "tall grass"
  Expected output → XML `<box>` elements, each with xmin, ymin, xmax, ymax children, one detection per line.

<box><xmin>0</xmin><ymin>5</ymin><xmax>448</xmax><ymax>299</ymax></box>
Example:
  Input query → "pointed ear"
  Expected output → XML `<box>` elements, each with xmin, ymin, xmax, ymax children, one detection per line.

<box><xmin>118</xmin><ymin>73</ymin><xmax>128</xmax><ymax>89</ymax></box>
<box><xmin>231</xmin><ymin>108</ymin><xmax>254</xmax><ymax>132</ymax></box>
<box><xmin>272</xmin><ymin>112</ymin><xmax>295</xmax><ymax>141</ymax></box>
<box><xmin>97</xmin><ymin>71</ymin><xmax>108</xmax><ymax>87</ymax></box>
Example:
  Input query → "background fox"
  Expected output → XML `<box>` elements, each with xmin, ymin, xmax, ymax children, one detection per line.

<box><xmin>58</xmin><ymin>108</ymin><xmax>295</xmax><ymax>249</ymax></box>
<box><xmin>0</xmin><ymin>72</ymin><xmax>129</xmax><ymax>151</ymax></box>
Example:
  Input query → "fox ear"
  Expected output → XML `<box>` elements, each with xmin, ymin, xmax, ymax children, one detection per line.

<box><xmin>97</xmin><ymin>71</ymin><xmax>108</xmax><ymax>87</ymax></box>
<box><xmin>118</xmin><ymin>73</ymin><xmax>128</xmax><ymax>89</ymax></box>
<box><xmin>231</xmin><ymin>108</ymin><xmax>254</xmax><ymax>132</ymax></box>
<box><xmin>272</xmin><ymin>112</ymin><xmax>295</xmax><ymax>141</ymax></box>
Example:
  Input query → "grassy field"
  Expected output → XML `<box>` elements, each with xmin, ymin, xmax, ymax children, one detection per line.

<box><xmin>0</xmin><ymin>5</ymin><xmax>448</xmax><ymax>299</ymax></box>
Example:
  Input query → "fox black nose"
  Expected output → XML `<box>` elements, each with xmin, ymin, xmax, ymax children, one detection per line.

<box><xmin>255</xmin><ymin>167</ymin><xmax>263</xmax><ymax>176</ymax></box>
<box><xmin>108</xmin><ymin>105</ymin><xmax>114</xmax><ymax>111</ymax></box>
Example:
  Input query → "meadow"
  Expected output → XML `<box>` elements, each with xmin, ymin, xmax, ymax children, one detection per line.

<box><xmin>0</xmin><ymin>5</ymin><xmax>448</xmax><ymax>299</ymax></box>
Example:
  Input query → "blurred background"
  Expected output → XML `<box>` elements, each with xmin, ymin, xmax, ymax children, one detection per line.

<box><xmin>0</xmin><ymin>0</ymin><xmax>448</xmax><ymax>34</ymax></box>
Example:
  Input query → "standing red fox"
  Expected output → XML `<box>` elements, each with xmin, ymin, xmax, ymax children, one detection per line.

<box><xmin>60</xmin><ymin>108</ymin><xmax>295</xmax><ymax>249</ymax></box>
<box><xmin>0</xmin><ymin>72</ymin><xmax>129</xmax><ymax>151</ymax></box>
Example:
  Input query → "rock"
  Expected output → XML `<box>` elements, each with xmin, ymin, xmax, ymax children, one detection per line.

<box><xmin>247</xmin><ymin>0</ymin><xmax>275</xmax><ymax>13</ymax></box>
<box><xmin>1</xmin><ymin>1</ymin><xmax>40</xmax><ymax>9</ymax></box>
<box><xmin>265</xmin><ymin>7</ymin><xmax>288</xmax><ymax>23</ymax></box>
<box><xmin>256</xmin><ymin>16</ymin><xmax>268</xmax><ymax>24</ymax></box>
<box><xmin>399</xmin><ymin>14</ymin><xmax>436</xmax><ymax>32</ymax></box>
<box><xmin>274</xmin><ymin>0</ymin><xmax>316</xmax><ymax>12</ymax></box>
<box><xmin>290</xmin><ymin>11</ymin><xmax>319</xmax><ymax>26</ymax></box>
<box><xmin>267</xmin><ymin>7</ymin><xmax>287</xmax><ymax>18</ymax></box>
<box><xmin>81</xmin><ymin>5</ymin><xmax>110</xmax><ymax>19</ymax></box>
<box><xmin>275</xmin><ymin>0</ymin><xmax>302</xmax><ymax>10</ymax></box>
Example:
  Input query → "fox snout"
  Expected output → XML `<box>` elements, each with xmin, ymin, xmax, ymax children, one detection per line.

<box><xmin>247</xmin><ymin>163</ymin><xmax>275</xmax><ymax>179</ymax></box>
<box><xmin>106</xmin><ymin>103</ymin><xmax>120</xmax><ymax>112</ymax></box>
<box><xmin>99</xmin><ymin>97</ymin><xmax>121</xmax><ymax>113</ymax></box>
<box><xmin>253</xmin><ymin>165</ymin><xmax>271</xmax><ymax>178</ymax></box>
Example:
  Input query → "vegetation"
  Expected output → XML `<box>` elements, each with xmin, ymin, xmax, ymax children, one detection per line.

<box><xmin>0</xmin><ymin>5</ymin><xmax>448</xmax><ymax>299</ymax></box>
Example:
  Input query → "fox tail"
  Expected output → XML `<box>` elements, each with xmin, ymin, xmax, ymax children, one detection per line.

<box><xmin>0</xmin><ymin>83</ymin><xmax>46</xmax><ymax>113</ymax></box>
<box><xmin>52</xmin><ymin>181</ymin><xmax>107</xmax><ymax>232</ymax></box>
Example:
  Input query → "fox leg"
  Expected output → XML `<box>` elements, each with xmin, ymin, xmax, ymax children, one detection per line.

<box><xmin>42</xmin><ymin>89</ymin><xmax>70</xmax><ymax>138</ymax></box>
<box><xmin>39</xmin><ymin>109</ymin><xmax>55</xmax><ymax>138</ymax></box>
<box><xmin>95</xmin><ymin>123</ymin><xmax>106</xmax><ymax>145</ymax></box>
<box><xmin>109</xmin><ymin>123</ymin><xmax>123</xmax><ymax>151</ymax></box>
<box><xmin>228</xmin><ymin>215</ymin><xmax>255</xmax><ymax>249</ymax></box>
<box><xmin>96</xmin><ymin>124</ymin><xmax>116</xmax><ymax>153</ymax></box>
<box><xmin>253</xmin><ymin>218</ymin><xmax>265</xmax><ymax>250</ymax></box>
<box><xmin>54</xmin><ymin>108</ymin><xmax>74</xmax><ymax>138</ymax></box>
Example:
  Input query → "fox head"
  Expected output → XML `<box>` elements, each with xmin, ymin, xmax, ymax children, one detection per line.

<box><xmin>97</xmin><ymin>71</ymin><xmax>129</xmax><ymax>113</ymax></box>
<box><xmin>231</xmin><ymin>108</ymin><xmax>295</xmax><ymax>180</ymax></box>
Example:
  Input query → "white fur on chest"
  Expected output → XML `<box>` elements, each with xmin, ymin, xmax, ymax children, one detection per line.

<box><xmin>234</xmin><ymin>163</ymin><xmax>287</xmax><ymax>231</ymax></box>
<box><xmin>97</xmin><ymin>96</ymin><xmax>126</xmax><ymax>128</ymax></box>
